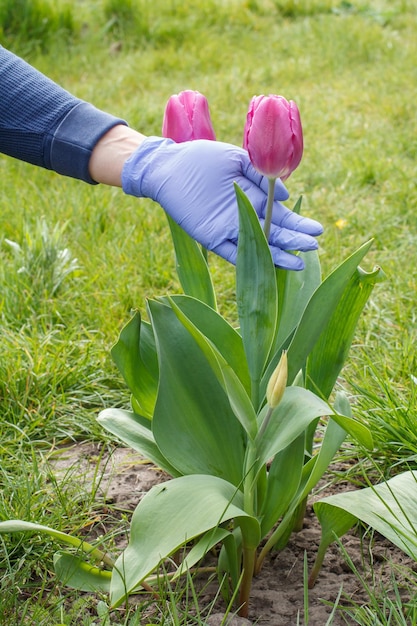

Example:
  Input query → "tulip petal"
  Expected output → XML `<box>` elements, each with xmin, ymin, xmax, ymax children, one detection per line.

<box><xmin>244</xmin><ymin>160</ymin><xmax>290</xmax><ymax>201</ymax></box>
<box><xmin>162</xmin><ymin>90</ymin><xmax>216</xmax><ymax>142</ymax></box>
<box><xmin>244</xmin><ymin>94</ymin><xmax>303</xmax><ymax>180</ymax></box>
<box><xmin>162</xmin><ymin>95</ymin><xmax>194</xmax><ymax>142</ymax></box>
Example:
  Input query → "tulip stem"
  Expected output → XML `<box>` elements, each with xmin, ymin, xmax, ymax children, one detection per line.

<box><xmin>263</xmin><ymin>177</ymin><xmax>276</xmax><ymax>241</ymax></box>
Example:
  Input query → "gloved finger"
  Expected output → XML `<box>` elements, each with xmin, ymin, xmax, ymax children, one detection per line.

<box><xmin>268</xmin><ymin>226</ymin><xmax>319</xmax><ymax>252</ymax></box>
<box><xmin>212</xmin><ymin>239</ymin><xmax>305</xmax><ymax>270</ymax></box>
<box><xmin>236</xmin><ymin>179</ymin><xmax>320</xmax><ymax>239</ymax></box>
<box><xmin>242</xmin><ymin>161</ymin><xmax>290</xmax><ymax>202</ymax></box>
<box><xmin>211</xmin><ymin>240</ymin><xmax>238</xmax><ymax>264</ymax></box>
<box><xmin>270</xmin><ymin>248</ymin><xmax>305</xmax><ymax>270</ymax></box>
<box><xmin>270</xmin><ymin>201</ymin><xmax>324</xmax><ymax>236</ymax></box>
<box><xmin>273</xmin><ymin>179</ymin><xmax>290</xmax><ymax>202</ymax></box>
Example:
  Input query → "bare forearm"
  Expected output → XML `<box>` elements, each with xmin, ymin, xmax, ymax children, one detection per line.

<box><xmin>88</xmin><ymin>125</ymin><xmax>146</xmax><ymax>186</ymax></box>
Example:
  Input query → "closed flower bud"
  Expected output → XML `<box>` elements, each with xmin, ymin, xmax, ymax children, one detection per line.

<box><xmin>243</xmin><ymin>94</ymin><xmax>303</xmax><ymax>180</ymax></box>
<box><xmin>266</xmin><ymin>351</ymin><xmax>288</xmax><ymax>408</ymax></box>
<box><xmin>162</xmin><ymin>90</ymin><xmax>216</xmax><ymax>143</ymax></box>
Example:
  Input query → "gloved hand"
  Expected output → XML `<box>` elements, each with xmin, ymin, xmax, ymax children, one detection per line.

<box><xmin>122</xmin><ymin>137</ymin><xmax>323</xmax><ymax>270</ymax></box>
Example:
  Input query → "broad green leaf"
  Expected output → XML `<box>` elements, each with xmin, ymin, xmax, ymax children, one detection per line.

<box><xmin>274</xmin><ymin>249</ymin><xmax>321</xmax><ymax>353</ymax></box>
<box><xmin>148</xmin><ymin>299</ymin><xmax>245</xmax><ymax>485</ymax></box>
<box><xmin>235</xmin><ymin>184</ymin><xmax>278</xmax><ymax>394</ymax></box>
<box><xmin>166</xmin><ymin>294</ymin><xmax>251</xmax><ymax>393</ymax></box>
<box><xmin>256</xmin><ymin>393</ymin><xmax>371</xmax><ymax>565</ymax></box>
<box><xmin>263</xmin><ymin>240</ymin><xmax>374</xmax><ymax>389</ymax></box>
<box><xmin>166</xmin><ymin>296</ymin><xmax>257</xmax><ymax>439</ymax></box>
<box><xmin>256</xmin><ymin>386</ymin><xmax>370</xmax><ymax>472</ymax></box>
<box><xmin>166</xmin><ymin>214</ymin><xmax>217</xmax><ymax>310</ymax></box>
<box><xmin>218</xmin><ymin>528</ymin><xmax>243</xmax><ymax>591</ymax></box>
<box><xmin>300</xmin><ymin>394</ymin><xmax>352</xmax><ymax>500</ymax></box>
<box><xmin>255</xmin><ymin>387</ymin><xmax>335</xmax><ymax>469</ymax></box>
<box><xmin>260</xmin><ymin>433</ymin><xmax>305</xmax><ymax>536</ymax></box>
<box><xmin>311</xmin><ymin>471</ymin><xmax>417</xmax><ymax>585</ymax></box>
<box><xmin>110</xmin><ymin>474</ymin><xmax>260</xmax><ymax>607</ymax></box>
<box><xmin>54</xmin><ymin>552</ymin><xmax>111</xmax><ymax>592</ymax></box>
<box><xmin>177</xmin><ymin>527</ymin><xmax>231</xmax><ymax>576</ymax></box>
<box><xmin>330</xmin><ymin>413</ymin><xmax>373</xmax><ymax>450</ymax></box>
<box><xmin>306</xmin><ymin>265</ymin><xmax>385</xmax><ymax>399</ymax></box>
<box><xmin>111</xmin><ymin>312</ymin><xmax>158</xmax><ymax>419</ymax></box>
<box><xmin>316</xmin><ymin>471</ymin><xmax>417</xmax><ymax>558</ymax></box>
<box><xmin>274</xmin><ymin>197</ymin><xmax>320</xmax><ymax>352</ymax></box>
<box><xmin>309</xmin><ymin>500</ymin><xmax>357</xmax><ymax>587</ymax></box>
<box><xmin>97</xmin><ymin>408</ymin><xmax>179</xmax><ymax>477</ymax></box>
<box><xmin>0</xmin><ymin>520</ymin><xmax>111</xmax><ymax>566</ymax></box>
<box><xmin>221</xmin><ymin>365</ymin><xmax>259</xmax><ymax>440</ymax></box>
<box><xmin>330</xmin><ymin>390</ymin><xmax>373</xmax><ymax>451</ymax></box>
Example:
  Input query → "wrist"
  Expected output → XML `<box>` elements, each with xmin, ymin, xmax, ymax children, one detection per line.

<box><xmin>89</xmin><ymin>125</ymin><xmax>146</xmax><ymax>186</ymax></box>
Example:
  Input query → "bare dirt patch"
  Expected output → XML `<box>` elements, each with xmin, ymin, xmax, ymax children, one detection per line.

<box><xmin>51</xmin><ymin>443</ymin><xmax>415</xmax><ymax>625</ymax></box>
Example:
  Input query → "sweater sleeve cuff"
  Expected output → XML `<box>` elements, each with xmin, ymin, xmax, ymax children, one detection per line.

<box><xmin>47</xmin><ymin>101</ymin><xmax>128</xmax><ymax>184</ymax></box>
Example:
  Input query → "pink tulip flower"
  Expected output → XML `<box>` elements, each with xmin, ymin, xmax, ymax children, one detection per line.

<box><xmin>162</xmin><ymin>90</ymin><xmax>216</xmax><ymax>142</ymax></box>
<box><xmin>243</xmin><ymin>94</ymin><xmax>303</xmax><ymax>181</ymax></box>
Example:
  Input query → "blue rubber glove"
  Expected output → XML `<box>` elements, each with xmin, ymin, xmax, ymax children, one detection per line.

<box><xmin>122</xmin><ymin>137</ymin><xmax>323</xmax><ymax>270</ymax></box>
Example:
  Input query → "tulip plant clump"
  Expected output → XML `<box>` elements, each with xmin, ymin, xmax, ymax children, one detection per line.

<box><xmin>0</xmin><ymin>91</ymin><xmax>383</xmax><ymax>618</ymax></box>
<box><xmin>96</xmin><ymin>93</ymin><xmax>382</xmax><ymax>616</ymax></box>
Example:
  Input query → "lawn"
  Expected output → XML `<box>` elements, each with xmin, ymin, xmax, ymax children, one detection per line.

<box><xmin>1</xmin><ymin>0</ymin><xmax>417</xmax><ymax>623</ymax></box>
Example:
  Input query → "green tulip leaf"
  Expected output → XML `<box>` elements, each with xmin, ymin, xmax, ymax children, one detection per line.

<box><xmin>300</xmin><ymin>393</ymin><xmax>355</xmax><ymax>499</ymax></box>
<box><xmin>286</xmin><ymin>239</ymin><xmax>374</xmax><ymax>385</ymax></box>
<box><xmin>260</xmin><ymin>433</ymin><xmax>305</xmax><ymax>536</ymax></box>
<box><xmin>97</xmin><ymin>408</ymin><xmax>179</xmax><ymax>477</ymax></box>
<box><xmin>166</xmin><ymin>294</ymin><xmax>251</xmax><ymax>393</ymax></box>
<box><xmin>111</xmin><ymin>312</ymin><xmax>158</xmax><ymax>419</ymax></box>
<box><xmin>309</xmin><ymin>500</ymin><xmax>357</xmax><ymax>587</ymax></box>
<box><xmin>255</xmin><ymin>387</ymin><xmax>335</xmax><ymax>468</ymax></box>
<box><xmin>110</xmin><ymin>474</ymin><xmax>260</xmax><ymax>607</ymax></box>
<box><xmin>274</xmin><ymin>249</ymin><xmax>321</xmax><ymax>353</ymax></box>
<box><xmin>0</xmin><ymin>520</ymin><xmax>111</xmax><ymax>567</ymax></box>
<box><xmin>262</xmin><ymin>239</ymin><xmax>374</xmax><ymax>393</ymax></box>
<box><xmin>166</xmin><ymin>214</ymin><xmax>217</xmax><ymax>310</ymax></box>
<box><xmin>166</xmin><ymin>296</ymin><xmax>257</xmax><ymax>439</ymax></box>
<box><xmin>148</xmin><ymin>299</ymin><xmax>245</xmax><ymax>485</ymax></box>
<box><xmin>54</xmin><ymin>551</ymin><xmax>112</xmax><ymax>592</ymax></box>
<box><xmin>221</xmin><ymin>365</ymin><xmax>259</xmax><ymax>440</ymax></box>
<box><xmin>311</xmin><ymin>471</ymin><xmax>417</xmax><ymax>586</ymax></box>
<box><xmin>235</xmin><ymin>184</ymin><xmax>278</xmax><ymax>397</ymax></box>
<box><xmin>176</xmin><ymin>527</ymin><xmax>232</xmax><ymax>577</ymax></box>
<box><xmin>218</xmin><ymin>528</ymin><xmax>243</xmax><ymax>590</ymax></box>
<box><xmin>256</xmin><ymin>386</ymin><xmax>371</xmax><ymax>472</ymax></box>
<box><xmin>330</xmin><ymin>413</ymin><xmax>373</xmax><ymax>451</ymax></box>
<box><xmin>306</xmin><ymin>264</ymin><xmax>385</xmax><ymax>399</ymax></box>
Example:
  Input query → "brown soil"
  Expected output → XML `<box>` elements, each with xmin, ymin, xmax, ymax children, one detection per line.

<box><xmin>52</xmin><ymin>443</ymin><xmax>416</xmax><ymax>625</ymax></box>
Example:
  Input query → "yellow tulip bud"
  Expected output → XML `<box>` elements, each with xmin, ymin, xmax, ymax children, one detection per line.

<box><xmin>266</xmin><ymin>351</ymin><xmax>288</xmax><ymax>408</ymax></box>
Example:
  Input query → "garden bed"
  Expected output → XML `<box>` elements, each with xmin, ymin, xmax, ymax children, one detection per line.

<box><xmin>52</xmin><ymin>443</ymin><xmax>415</xmax><ymax>625</ymax></box>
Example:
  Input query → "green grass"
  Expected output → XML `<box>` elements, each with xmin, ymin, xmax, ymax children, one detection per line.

<box><xmin>334</xmin><ymin>538</ymin><xmax>417</xmax><ymax>625</ymax></box>
<box><xmin>1</xmin><ymin>0</ymin><xmax>417</xmax><ymax>623</ymax></box>
<box><xmin>0</xmin><ymin>0</ymin><xmax>76</xmax><ymax>54</ymax></box>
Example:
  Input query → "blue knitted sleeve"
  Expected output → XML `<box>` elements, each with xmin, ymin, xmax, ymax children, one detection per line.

<box><xmin>0</xmin><ymin>46</ymin><xmax>127</xmax><ymax>183</ymax></box>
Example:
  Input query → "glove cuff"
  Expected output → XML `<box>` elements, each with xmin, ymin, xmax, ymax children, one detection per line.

<box><xmin>121</xmin><ymin>136</ymin><xmax>175</xmax><ymax>198</ymax></box>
